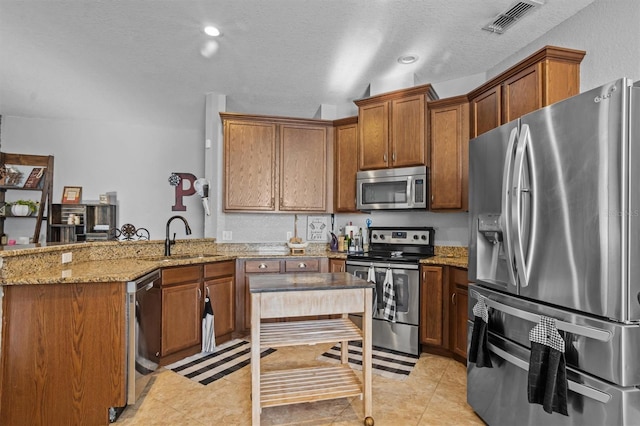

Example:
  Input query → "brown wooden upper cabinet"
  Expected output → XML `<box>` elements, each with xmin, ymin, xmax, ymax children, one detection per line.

<box><xmin>355</xmin><ymin>84</ymin><xmax>438</xmax><ymax>171</ymax></box>
<box><xmin>469</xmin><ymin>45</ymin><xmax>585</xmax><ymax>138</ymax></box>
<box><xmin>221</xmin><ymin>113</ymin><xmax>332</xmax><ymax>212</ymax></box>
<box><xmin>428</xmin><ymin>96</ymin><xmax>469</xmax><ymax>211</ymax></box>
<box><xmin>333</xmin><ymin>116</ymin><xmax>358</xmax><ymax>212</ymax></box>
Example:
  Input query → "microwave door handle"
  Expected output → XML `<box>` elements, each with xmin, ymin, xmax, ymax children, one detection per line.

<box><xmin>406</xmin><ymin>176</ymin><xmax>413</xmax><ymax>207</ymax></box>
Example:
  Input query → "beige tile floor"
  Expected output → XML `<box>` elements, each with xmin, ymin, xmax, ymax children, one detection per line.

<box><xmin>116</xmin><ymin>342</ymin><xmax>485</xmax><ymax>425</ymax></box>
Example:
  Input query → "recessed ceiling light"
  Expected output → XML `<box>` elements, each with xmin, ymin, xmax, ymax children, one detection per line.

<box><xmin>204</xmin><ymin>26</ymin><xmax>221</xmax><ymax>37</ymax></box>
<box><xmin>398</xmin><ymin>54</ymin><xmax>419</xmax><ymax>64</ymax></box>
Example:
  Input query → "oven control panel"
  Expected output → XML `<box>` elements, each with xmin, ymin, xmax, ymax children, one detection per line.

<box><xmin>369</xmin><ymin>227</ymin><xmax>433</xmax><ymax>246</ymax></box>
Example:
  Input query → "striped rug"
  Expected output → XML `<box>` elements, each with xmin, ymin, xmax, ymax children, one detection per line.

<box><xmin>317</xmin><ymin>340</ymin><xmax>419</xmax><ymax>381</ymax></box>
<box><xmin>165</xmin><ymin>339</ymin><xmax>275</xmax><ymax>385</ymax></box>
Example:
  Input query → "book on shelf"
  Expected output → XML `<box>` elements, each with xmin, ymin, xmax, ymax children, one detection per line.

<box><xmin>22</xmin><ymin>167</ymin><xmax>45</xmax><ymax>189</ymax></box>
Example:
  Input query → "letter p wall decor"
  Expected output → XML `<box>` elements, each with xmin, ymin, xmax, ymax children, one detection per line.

<box><xmin>168</xmin><ymin>172</ymin><xmax>197</xmax><ymax>211</ymax></box>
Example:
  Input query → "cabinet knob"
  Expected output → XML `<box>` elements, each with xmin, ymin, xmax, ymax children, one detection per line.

<box><xmin>298</xmin><ymin>262</ymin><xmax>307</xmax><ymax>268</ymax></box>
<box><xmin>451</xmin><ymin>293</ymin><xmax>456</xmax><ymax>305</ymax></box>
<box><xmin>258</xmin><ymin>263</ymin><xmax>268</xmax><ymax>269</ymax></box>
<box><xmin>392</xmin><ymin>152</ymin><xmax>396</xmax><ymax>162</ymax></box>
<box><xmin>383</xmin><ymin>153</ymin><xmax>388</xmax><ymax>162</ymax></box>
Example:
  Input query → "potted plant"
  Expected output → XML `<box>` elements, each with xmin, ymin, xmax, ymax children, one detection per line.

<box><xmin>9</xmin><ymin>200</ymin><xmax>39</xmax><ymax>217</ymax></box>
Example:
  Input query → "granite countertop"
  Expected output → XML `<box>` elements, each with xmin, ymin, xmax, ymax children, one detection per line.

<box><xmin>249</xmin><ymin>272</ymin><xmax>374</xmax><ymax>293</ymax></box>
<box><xmin>0</xmin><ymin>240</ymin><xmax>466</xmax><ymax>285</ymax></box>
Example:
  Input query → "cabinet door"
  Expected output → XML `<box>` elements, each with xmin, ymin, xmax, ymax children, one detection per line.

<box><xmin>224</xmin><ymin>120</ymin><xmax>277</xmax><ymax>211</ymax></box>
<box><xmin>420</xmin><ymin>266</ymin><xmax>444</xmax><ymax>346</ymax></box>
<box><xmin>502</xmin><ymin>64</ymin><xmax>542</xmax><ymax>124</ymax></box>
<box><xmin>204</xmin><ymin>276</ymin><xmax>235</xmax><ymax>340</ymax></box>
<box><xmin>329</xmin><ymin>258</ymin><xmax>345</xmax><ymax>273</ymax></box>
<box><xmin>429</xmin><ymin>100</ymin><xmax>469</xmax><ymax>211</ymax></box>
<box><xmin>449</xmin><ymin>267</ymin><xmax>469</xmax><ymax>359</ymax></box>
<box><xmin>391</xmin><ymin>94</ymin><xmax>425</xmax><ymax>167</ymax></box>
<box><xmin>471</xmin><ymin>85</ymin><xmax>502</xmax><ymax>138</ymax></box>
<box><xmin>358</xmin><ymin>101</ymin><xmax>389</xmax><ymax>170</ymax></box>
<box><xmin>161</xmin><ymin>281</ymin><xmax>201</xmax><ymax>356</ymax></box>
<box><xmin>334</xmin><ymin>121</ymin><xmax>358</xmax><ymax>212</ymax></box>
<box><xmin>279</xmin><ymin>124</ymin><xmax>328</xmax><ymax>211</ymax></box>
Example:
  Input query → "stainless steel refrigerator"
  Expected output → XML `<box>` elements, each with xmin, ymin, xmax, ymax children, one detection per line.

<box><xmin>468</xmin><ymin>77</ymin><xmax>640</xmax><ymax>425</ymax></box>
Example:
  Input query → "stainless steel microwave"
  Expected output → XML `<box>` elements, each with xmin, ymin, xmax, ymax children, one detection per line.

<box><xmin>356</xmin><ymin>166</ymin><xmax>428</xmax><ymax>211</ymax></box>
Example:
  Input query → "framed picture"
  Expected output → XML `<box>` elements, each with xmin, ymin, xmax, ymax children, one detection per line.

<box><xmin>306</xmin><ymin>216</ymin><xmax>329</xmax><ymax>241</ymax></box>
<box><xmin>62</xmin><ymin>186</ymin><xmax>82</xmax><ymax>204</ymax></box>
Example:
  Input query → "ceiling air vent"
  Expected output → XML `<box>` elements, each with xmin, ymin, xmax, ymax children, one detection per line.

<box><xmin>482</xmin><ymin>0</ymin><xmax>544</xmax><ymax>34</ymax></box>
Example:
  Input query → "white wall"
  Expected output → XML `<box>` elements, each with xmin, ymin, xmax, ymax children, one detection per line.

<box><xmin>1</xmin><ymin>116</ymin><xmax>205</xmax><ymax>242</ymax></box>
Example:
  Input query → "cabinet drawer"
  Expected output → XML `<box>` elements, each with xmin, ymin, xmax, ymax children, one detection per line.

<box><xmin>245</xmin><ymin>260</ymin><xmax>281</xmax><ymax>273</ymax></box>
<box><xmin>284</xmin><ymin>258</ymin><xmax>320</xmax><ymax>272</ymax></box>
<box><xmin>162</xmin><ymin>265</ymin><xmax>202</xmax><ymax>285</ymax></box>
<box><xmin>204</xmin><ymin>260</ymin><xmax>234</xmax><ymax>279</ymax></box>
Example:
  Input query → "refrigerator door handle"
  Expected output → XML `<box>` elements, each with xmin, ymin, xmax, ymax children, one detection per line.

<box><xmin>469</xmin><ymin>289</ymin><xmax>613</xmax><ymax>342</ymax></box>
<box><xmin>487</xmin><ymin>342</ymin><xmax>612</xmax><ymax>404</ymax></box>
<box><xmin>501</xmin><ymin>126</ymin><xmax>520</xmax><ymax>289</ymax></box>
<box><xmin>511</xmin><ymin>124</ymin><xmax>532</xmax><ymax>287</ymax></box>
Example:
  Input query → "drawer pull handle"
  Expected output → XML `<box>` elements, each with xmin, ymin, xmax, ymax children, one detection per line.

<box><xmin>298</xmin><ymin>263</ymin><xmax>307</xmax><ymax>268</ymax></box>
<box><xmin>258</xmin><ymin>263</ymin><xmax>268</xmax><ymax>269</ymax></box>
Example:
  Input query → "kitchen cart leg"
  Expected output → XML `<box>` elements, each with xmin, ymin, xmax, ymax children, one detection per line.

<box><xmin>362</xmin><ymin>288</ymin><xmax>373</xmax><ymax>419</ymax></box>
<box><xmin>340</xmin><ymin>313</ymin><xmax>349</xmax><ymax>364</ymax></box>
<box><xmin>251</xmin><ymin>293</ymin><xmax>261</xmax><ymax>426</ymax></box>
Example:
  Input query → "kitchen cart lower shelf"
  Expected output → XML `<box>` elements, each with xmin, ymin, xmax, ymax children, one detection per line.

<box><xmin>260</xmin><ymin>365</ymin><xmax>363</xmax><ymax>407</ymax></box>
<box><xmin>249</xmin><ymin>272</ymin><xmax>375</xmax><ymax>426</ymax></box>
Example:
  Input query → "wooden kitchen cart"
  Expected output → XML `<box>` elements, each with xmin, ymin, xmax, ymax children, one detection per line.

<box><xmin>250</xmin><ymin>272</ymin><xmax>374</xmax><ymax>425</ymax></box>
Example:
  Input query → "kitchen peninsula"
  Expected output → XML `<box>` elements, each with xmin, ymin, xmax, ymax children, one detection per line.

<box><xmin>0</xmin><ymin>239</ymin><xmax>467</xmax><ymax>425</ymax></box>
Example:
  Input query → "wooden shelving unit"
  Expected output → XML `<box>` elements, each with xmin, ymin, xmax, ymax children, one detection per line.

<box><xmin>0</xmin><ymin>152</ymin><xmax>54</xmax><ymax>244</ymax></box>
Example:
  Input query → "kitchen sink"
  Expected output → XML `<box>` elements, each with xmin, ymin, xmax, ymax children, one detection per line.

<box><xmin>140</xmin><ymin>254</ymin><xmax>222</xmax><ymax>262</ymax></box>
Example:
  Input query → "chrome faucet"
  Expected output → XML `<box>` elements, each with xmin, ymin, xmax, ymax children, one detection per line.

<box><xmin>164</xmin><ymin>215</ymin><xmax>192</xmax><ymax>256</ymax></box>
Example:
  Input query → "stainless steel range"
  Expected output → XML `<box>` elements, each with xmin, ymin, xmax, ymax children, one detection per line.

<box><xmin>346</xmin><ymin>226</ymin><xmax>435</xmax><ymax>355</ymax></box>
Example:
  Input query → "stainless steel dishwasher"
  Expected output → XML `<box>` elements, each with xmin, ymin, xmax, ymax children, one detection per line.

<box><xmin>126</xmin><ymin>270</ymin><xmax>161</xmax><ymax>405</ymax></box>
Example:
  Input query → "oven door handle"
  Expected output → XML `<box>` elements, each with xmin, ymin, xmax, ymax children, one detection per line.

<box><xmin>346</xmin><ymin>259</ymin><xmax>419</xmax><ymax>270</ymax></box>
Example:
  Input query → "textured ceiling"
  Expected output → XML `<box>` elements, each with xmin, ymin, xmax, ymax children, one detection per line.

<box><xmin>0</xmin><ymin>0</ymin><xmax>595</xmax><ymax>129</ymax></box>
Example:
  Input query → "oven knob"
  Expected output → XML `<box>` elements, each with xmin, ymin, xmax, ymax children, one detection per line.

<box><xmin>372</xmin><ymin>234</ymin><xmax>378</xmax><ymax>240</ymax></box>
<box><xmin>413</xmin><ymin>235</ymin><xmax>419</xmax><ymax>240</ymax></box>
<box><xmin>379</xmin><ymin>234</ymin><xmax>385</xmax><ymax>240</ymax></box>
<box><xmin>421</xmin><ymin>235</ymin><xmax>427</xmax><ymax>240</ymax></box>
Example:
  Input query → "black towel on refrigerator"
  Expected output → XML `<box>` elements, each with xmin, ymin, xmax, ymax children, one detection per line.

<box><xmin>468</xmin><ymin>296</ymin><xmax>492</xmax><ymax>368</ymax></box>
<box><xmin>527</xmin><ymin>316</ymin><xmax>568</xmax><ymax>416</ymax></box>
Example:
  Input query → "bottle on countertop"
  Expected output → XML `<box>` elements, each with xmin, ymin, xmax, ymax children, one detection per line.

<box><xmin>348</xmin><ymin>230</ymin><xmax>355</xmax><ymax>252</ymax></box>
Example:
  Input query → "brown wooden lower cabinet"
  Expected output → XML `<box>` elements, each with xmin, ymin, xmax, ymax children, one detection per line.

<box><xmin>420</xmin><ymin>264</ymin><xmax>468</xmax><ymax>362</ymax></box>
<box><xmin>0</xmin><ymin>282</ymin><xmax>127</xmax><ymax>426</ymax></box>
<box><xmin>449</xmin><ymin>267</ymin><xmax>469</xmax><ymax>360</ymax></box>
<box><xmin>420</xmin><ymin>265</ymin><xmax>444</xmax><ymax>346</ymax></box>
<box><xmin>204</xmin><ymin>261</ymin><xmax>235</xmax><ymax>345</ymax></box>
<box><xmin>160</xmin><ymin>262</ymin><xmax>237</xmax><ymax>365</ymax></box>
<box><xmin>161</xmin><ymin>265</ymin><xmax>203</xmax><ymax>363</ymax></box>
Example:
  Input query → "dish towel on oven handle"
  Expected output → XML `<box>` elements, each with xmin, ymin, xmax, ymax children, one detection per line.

<box><xmin>527</xmin><ymin>316</ymin><xmax>568</xmax><ymax>416</ymax></box>
<box><xmin>367</xmin><ymin>264</ymin><xmax>377</xmax><ymax>313</ymax></box>
<box><xmin>468</xmin><ymin>295</ymin><xmax>492</xmax><ymax>368</ymax></box>
<box><xmin>381</xmin><ymin>267</ymin><xmax>396</xmax><ymax>322</ymax></box>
